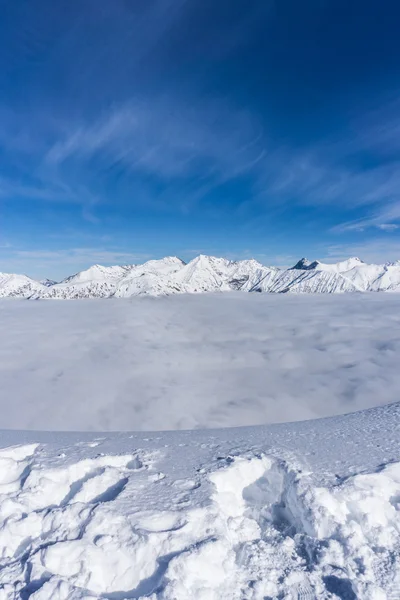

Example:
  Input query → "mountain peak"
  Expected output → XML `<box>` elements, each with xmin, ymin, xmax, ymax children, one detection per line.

<box><xmin>62</xmin><ymin>264</ymin><xmax>129</xmax><ymax>284</ymax></box>
<box><xmin>40</xmin><ymin>278</ymin><xmax>57</xmax><ymax>287</ymax></box>
<box><xmin>290</xmin><ymin>258</ymin><xmax>314</xmax><ymax>270</ymax></box>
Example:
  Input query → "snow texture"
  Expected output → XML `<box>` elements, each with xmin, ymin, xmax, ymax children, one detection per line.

<box><xmin>2</xmin><ymin>254</ymin><xmax>400</xmax><ymax>299</ymax></box>
<box><xmin>0</xmin><ymin>399</ymin><xmax>399</xmax><ymax>599</ymax></box>
<box><xmin>1</xmin><ymin>293</ymin><xmax>400</xmax><ymax>431</ymax></box>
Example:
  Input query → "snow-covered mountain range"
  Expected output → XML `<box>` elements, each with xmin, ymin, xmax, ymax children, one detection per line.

<box><xmin>1</xmin><ymin>254</ymin><xmax>400</xmax><ymax>298</ymax></box>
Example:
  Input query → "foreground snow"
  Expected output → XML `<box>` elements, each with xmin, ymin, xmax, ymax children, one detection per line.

<box><xmin>1</xmin><ymin>294</ymin><xmax>400</xmax><ymax>431</ymax></box>
<box><xmin>0</xmin><ymin>399</ymin><xmax>399</xmax><ymax>599</ymax></box>
<box><xmin>2</xmin><ymin>254</ymin><xmax>400</xmax><ymax>298</ymax></box>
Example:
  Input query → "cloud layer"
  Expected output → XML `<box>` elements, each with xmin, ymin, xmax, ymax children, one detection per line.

<box><xmin>1</xmin><ymin>293</ymin><xmax>400</xmax><ymax>431</ymax></box>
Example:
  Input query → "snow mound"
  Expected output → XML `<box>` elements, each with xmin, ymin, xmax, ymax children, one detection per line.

<box><xmin>0</xmin><ymin>398</ymin><xmax>399</xmax><ymax>599</ymax></box>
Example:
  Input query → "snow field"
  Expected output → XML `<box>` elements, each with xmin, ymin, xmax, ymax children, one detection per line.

<box><xmin>0</xmin><ymin>413</ymin><xmax>399</xmax><ymax>600</ymax></box>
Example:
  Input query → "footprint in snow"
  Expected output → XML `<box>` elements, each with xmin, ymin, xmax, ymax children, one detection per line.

<box><xmin>172</xmin><ymin>479</ymin><xmax>200</xmax><ymax>491</ymax></box>
<box><xmin>148</xmin><ymin>472</ymin><xmax>166</xmax><ymax>482</ymax></box>
<box><xmin>18</xmin><ymin>453</ymin><xmax>141</xmax><ymax>511</ymax></box>
<box><xmin>290</xmin><ymin>579</ymin><xmax>316</xmax><ymax>600</ymax></box>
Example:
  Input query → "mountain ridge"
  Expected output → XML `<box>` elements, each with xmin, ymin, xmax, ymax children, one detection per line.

<box><xmin>1</xmin><ymin>254</ymin><xmax>400</xmax><ymax>298</ymax></box>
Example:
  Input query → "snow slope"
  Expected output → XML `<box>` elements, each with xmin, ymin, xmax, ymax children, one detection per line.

<box><xmin>171</xmin><ymin>255</ymin><xmax>235</xmax><ymax>293</ymax></box>
<box><xmin>0</xmin><ymin>399</ymin><xmax>399</xmax><ymax>599</ymax></box>
<box><xmin>0</xmin><ymin>272</ymin><xmax>46</xmax><ymax>298</ymax></box>
<box><xmin>115</xmin><ymin>255</ymin><xmax>273</xmax><ymax>297</ymax></box>
<box><xmin>36</xmin><ymin>264</ymin><xmax>136</xmax><ymax>299</ymax></box>
<box><xmin>114</xmin><ymin>257</ymin><xmax>186</xmax><ymax>297</ymax></box>
<box><xmin>253</xmin><ymin>256</ymin><xmax>400</xmax><ymax>294</ymax></box>
<box><xmin>250</xmin><ymin>268</ymin><xmax>362</xmax><ymax>294</ymax></box>
<box><xmin>301</xmin><ymin>256</ymin><xmax>365</xmax><ymax>273</ymax></box>
<box><xmin>36</xmin><ymin>279</ymin><xmax>121</xmax><ymax>299</ymax></box>
<box><xmin>369</xmin><ymin>263</ymin><xmax>400</xmax><ymax>292</ymax></box>
<box><xmin>62</xmin><ymin>264</ymin><xmax>133</xmax><ymax>284</ymax></box>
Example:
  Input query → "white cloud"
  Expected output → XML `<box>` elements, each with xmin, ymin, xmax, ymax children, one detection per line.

<box><xmin>377</xmin><ymin>223</ymin><xmax>399</xmax><ymax>231</ymax></box>
<box><xmin>267</xmin><ymin>152</ymin><xmax>400</xmax><ymax>214</ymax></box>
<box><xmin>331</xmin><ymin>202</ymin><xmax>400</xmax><ymax>233</ymax></box>
<box><xmin>1</xmin><ymin>294</ymin><xmax>399</xmax><ymax>431</ymax></box>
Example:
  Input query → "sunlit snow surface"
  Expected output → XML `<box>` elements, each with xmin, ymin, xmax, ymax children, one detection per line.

<box><xmin>1</xmin><ymin>293</ymin><xmax>400</xmax><ymax>431</ymax></box>
<box><xmin>0</xmin><ymin>401</ymin><xmax>399</xmax><ymax>599</ymax></box>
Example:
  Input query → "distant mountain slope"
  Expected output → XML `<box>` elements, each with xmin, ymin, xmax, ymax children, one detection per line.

<box><xmin>40</xmin><ymin>278</ymin><xmax>58</xmax><ymax>287</ymax></box>
<box><xmin>368</xmin><ymin>263</ymin><xmax>400</xmax><ymax>292</ymax></box>
<box><xmin>114</xmin><ymin>257</ymin><xmax>186</xmax><ymax>297</ymax></box>
<box><xmin>35</xmin><ymin>279</ymin><xmax>121</xmax><ymax>299</ymax></box>
<box><xmin>62</xmin><ymin>264</ymin><xmax>133</xmax><ymax>284</ymax></box>
<box><xmin>2</xmin><ymin>254</ymin><xmax>400</xmax><ymax>298</ymax></box>
<box><xmin>291</xmin><ymin>256</ymin><xmax>365</xmax><ymax>273</ymax></box>
<box><xmin>0</xmin><ymin>272</ymin><xmax>46</xmax><ymax>298</ymax></box>
<box><xmin>251</xmin><ymin>268</ymin><xmax>362</xmax><ymax>294</ymax></box>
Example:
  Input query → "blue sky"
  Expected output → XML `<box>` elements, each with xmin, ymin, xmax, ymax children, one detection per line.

<box><xmin>1</xmin><ymin>0</ymin><xmax>400</xmax><ymax>279</ymax></box>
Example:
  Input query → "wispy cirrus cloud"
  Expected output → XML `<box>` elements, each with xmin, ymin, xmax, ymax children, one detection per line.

<box><xmin>255</xmin><ymin>96</ymin><xmax>400</xmax><ymax>232</ymax></box>
<box><xmin>1</xmin><ymin>0</ymin><xmax>400</xmax><ymax>247</ymax></box>
<box><xmin>3</xmin><ymin>90</ymin><xmax>400</xmax><ymax>237</ymax></box>
<box><xmin>46</xmin><ymin>100</ymin><xmax>265</xmax><ymax>184</ymax></box>
<box><xmin>331</xmin><ymin>199</ymin><xmax>400</xmax><ymax>233</ymax></box>
<box><xmin>0</xmin><ymin>0</ymin><xmax>271</xmax><ymax>223</ymax></box>
<box><xmin>0</xmin><ymin>95</ymin><xmax>266</xmax><ymax>221</ymax></box>
<box><xmin>377</xmin><ymin>223</ymin><xmax>399</xmax><ymax>231</ymax></box>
